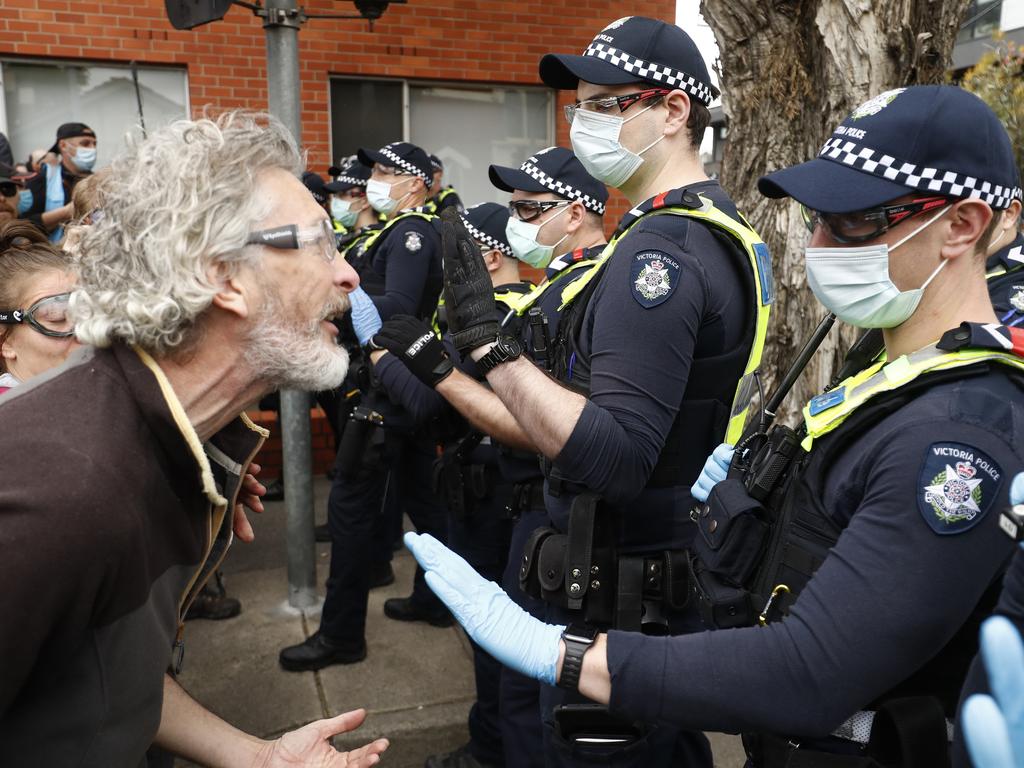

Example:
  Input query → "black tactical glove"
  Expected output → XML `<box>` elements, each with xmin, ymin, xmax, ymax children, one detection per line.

<box><xmin>371</xmin><ymin>315</ymin><xmax>455</xmax><ymax>387</ymax></box>
<box><xmin>440</xmin><ymin>207</ymin><xmax>498</xmax><ymax>354</ymax></box>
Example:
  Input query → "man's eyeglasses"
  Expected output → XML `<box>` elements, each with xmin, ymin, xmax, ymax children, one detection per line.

<box><xmin>564</xmin><ymin>87</ymin><xmax>672</xmax><ymax>125</ymax></box>
<box><xmin>508</xmin><ymin>199</ymin><xmax>570</xmax><ymax>223</ymax></box>
<box><xmin>246</xmin><ymin>219</ymin><xmax>338</xmax><ymax>263</ymax></box>
<box><xmin>0</xmin><ymin>293</ymin><xmax>75</xmax><ymax>338</ymax></box>
<box><xmin>801</xmin><ymin>196</ymin><xmax>951</xmax><ymax>244</ymax></box>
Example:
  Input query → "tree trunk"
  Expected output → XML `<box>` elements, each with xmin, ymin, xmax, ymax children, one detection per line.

<box><xmin>702</xmin><ymin>0</ymin><xmax>969</xmax><ymax>424</ymax></box>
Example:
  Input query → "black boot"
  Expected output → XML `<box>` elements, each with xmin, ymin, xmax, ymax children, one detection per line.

<box><xmin>383</xmin><ymin>596</ymin><xmax>453</xmax><ymax>627</ymax></box>
<box><xmin>185</xmin><ymin>571</ymin><xmax>241</xmax><ymax>621</ymax></box>
<box><xmin>279</xmin><ymin>631</ymin><xmax>366</xmax><ymax>671</ymax></box>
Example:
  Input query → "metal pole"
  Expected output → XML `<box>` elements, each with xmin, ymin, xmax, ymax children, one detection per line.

<box><xmin>263</xmin><ymin>0</ymin><xmax>319</xmax><ymax>610</ymax></box>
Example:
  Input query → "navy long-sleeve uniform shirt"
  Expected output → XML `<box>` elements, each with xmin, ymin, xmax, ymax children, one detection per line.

<box><xmin>986</xmin><ymin>233</ymin><xmax>1024</xmax><ymax>326</ymax></box>
<box><xmin>545</xmin><ymin>181</ymin><xmax>753</xmax><ymax>552</ymax></box>
<box><xmin>361</xmin><ymin>214</ymin><xmax>443</xmax><ymax>321</ymax></box>
<box><xmin>607</xmin><ymin>369</ymin><xmax>1023</xmax><ymax>742</ymax></box>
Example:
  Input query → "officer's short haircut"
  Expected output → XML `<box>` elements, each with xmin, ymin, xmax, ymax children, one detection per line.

<box><xmin>687</xmin><ymin>103</ymin><xmax>711</xmax><ymax>153</ymax></box>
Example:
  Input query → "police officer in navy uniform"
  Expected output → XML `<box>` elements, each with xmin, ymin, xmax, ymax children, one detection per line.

<box><xmin>425</xmin><ymin>16</ymin><xmax>773</xmax><ymax>767</ymax></box>
<box><xmin>324</xmin><ymin>159</ymin><xmax>377</xmax><ymax>248</ymax></box>
<box><xmin>404</xmin><ymin>84</ymin><xmax>1024</xmax><ymax>768</ymax></box>
<box><xmin>279</xmin><ymin>141</ymin><xmax>450</xmax><ymax>671</ymax></box>
<box><xmin>377</xmin><ymin>146</ymin><xmax>608</xmax><ymax>768</ymax></box>
<box><xmin>428</xmin><ymin>154</ymin><xmax>465</xmax><ymax>215</ymax></box>
<box><xmin>983</xmin><ymin>190</ymin><xmax>1024</xmax><ymax>323</ymax></box>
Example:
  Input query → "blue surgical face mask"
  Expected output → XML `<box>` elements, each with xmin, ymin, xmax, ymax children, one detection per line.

<box><xmin>505</xmin><ymin>204</ymin><xmax>570</xmax><ymax>268</ymax></box>
<box><xmin>330</xmin><ymin>197</ymin><xmax>359</xmax><ymax>228</ymax></box>
<box><xmin>804</xmin><ymin>205</ymin><xmax>951</xmax><ymax>328</ymax></box>
<box><xmin>17</xmin><ymin>189</ymin><xmax>33</xmax><ymax>215</ymax></box>
<box><xmin>72</xmin><ymin>146</ymin><xmax>97</xmax><ymax>172</ymax></box>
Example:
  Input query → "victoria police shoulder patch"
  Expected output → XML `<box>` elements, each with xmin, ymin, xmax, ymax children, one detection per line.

<box><xmin>917</xmin><ymin>442</ymin><xmax>1003</xmax><ymax>535</ymax></box>
<box><xmin>405</xmin><ymin>231</ymin><xmax>423</xmax><ymax>252</ymax></box>
<box><xmin>630</xmin><ymin>250</ymin><xmax>680</xmax><ymax>308</ymax></box>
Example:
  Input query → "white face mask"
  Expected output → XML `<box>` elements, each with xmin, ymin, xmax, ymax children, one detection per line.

<box><xmin>804</xmin><ymin>205</ymin><xmax>951</xmax><ymax>328</ymax></box>
<box><xmin>366</xmin><ymin>176</ymin><xmax>414</xmax><ymax>215</ymax></box>
<box><xmin>569</xmin><ymin>101</ymin><xmax>665</xmax><ymax>188</ymax></box>
<box><xmin>504</xmin><ymin>204</ymin><xmax>570</xmax><ymax>268</ymax></box>
<box><xmin>330</xmin><ymin>197</ymin><xmax>359</xmax><ymax>228</ymax></box>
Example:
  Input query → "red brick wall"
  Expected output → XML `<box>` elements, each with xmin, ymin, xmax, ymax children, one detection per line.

<box><xmin>0</xmin><ymin>0</ymin><xmax>671</xmax><ymax>225</ymax></box>
<box><xmin>248</xmin><ymin>408</ymin><xmax>337</xmax><ymax>479</ymax></box>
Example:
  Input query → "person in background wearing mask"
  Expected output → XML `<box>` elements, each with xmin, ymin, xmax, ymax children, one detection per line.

<box><xmin>0</xmin><ymin>165</ymin><xmax>29</xmax><ymax>227</ymax></box>
<box><xmin>279</xmin><ymin>140</ymin><xmax>451</xmax><ymax>672</ymax></box>
<box><xmin>411</xmin><ymin>84</ymin><xmax>1024</xmax><ymax>768</ymax></box>
<box><xmin>22</xmin><ymin>122</ymin><xmax>96</xmax><ymax>241</ymax></box>
<box><xmin>325</xmin><ymin>159</ymin><xmax>379</xmax><ymax>260</ymax></box>
<box><xmin>0</xmin><ymin>220</ymin><xmax>78</xmax><ymax>394</ymax></box>
<box><xmin>427</xmin><ymin>154</ymin><xmax>465</xmax><ymax>215</ymax></box>
<box><xmin>433</xmin><ymin>16</ymin><xmax>771</xmax><ymax>767</ymax></box>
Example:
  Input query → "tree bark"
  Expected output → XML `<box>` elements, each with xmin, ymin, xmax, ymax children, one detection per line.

<box><xmin>702</xmin><ymin>0</ymin><xmax>969</xmax><ymax>424</ymax></box>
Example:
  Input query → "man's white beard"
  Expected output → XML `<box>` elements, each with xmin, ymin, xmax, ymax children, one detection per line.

<box><xmin>245</xmin><ymin>285</ymin><xmax>350</xmax><ymax>392</ymax></box>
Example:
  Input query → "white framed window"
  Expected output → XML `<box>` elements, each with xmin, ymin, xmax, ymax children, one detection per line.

<box><xmin>0</xmin><ymin>59</ymin><xmax>189</xmax><ymax>169</ymax></box>
<box><xmin>330</xmin><ymin>77</ymin><xmax>554</xmax><ymax>207</ymax></box>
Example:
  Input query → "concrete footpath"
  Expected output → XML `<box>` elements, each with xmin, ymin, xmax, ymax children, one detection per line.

<box><xmin>174</xmin><ymin>477</ymin><xmax>746</xmax><ymax>767</ymax></box>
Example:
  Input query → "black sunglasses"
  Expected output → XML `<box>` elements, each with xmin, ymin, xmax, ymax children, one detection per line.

<box><xmin>507</xmin><ymin>199</ymin><xmax>570</xmax><ymax>223</ymax></box>
<box><xmin>801</xmin><ymin>196</ymin><xmax>950</xmax><ymax>244</ymax></box>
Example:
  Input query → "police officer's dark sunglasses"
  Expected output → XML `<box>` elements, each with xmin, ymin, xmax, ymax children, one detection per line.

<box><xmin>564</xmin><ymin>87</ymin><xmax>673</xmax><ymax>124</ymax></box>
<box><xmin>508</xmin><ymin>199</ymin><xmax>570</xmax><ymax>223</ymax></box>
<box><xmin>0</xmin><ymin>292</ymin><xmax>75</xmax><ymax>338</ymax></box>
<box><xmin>800</xmin><ymin>196</ymin><xmax>950</xmax><ymax>244</ymax></box>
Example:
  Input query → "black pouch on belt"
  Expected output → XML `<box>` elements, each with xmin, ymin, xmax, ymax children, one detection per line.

<box><xmin>336</xmin><ymin>404</ymin><xmax>384</xmax><ymax>480</ymax></box>
<box><xmin>693</xmin><ymin>478</ymin><xmax>770</xmax><ymax>585</ymax></box>
<box><xmin>519</xmin><ymin>526</ymin><xmax>559</xmax><ymax>599</ymax></box>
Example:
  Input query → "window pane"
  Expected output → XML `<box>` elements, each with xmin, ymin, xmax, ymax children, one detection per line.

<box><xmin>409</xmin><ymin>85</ymin><xmax>553</xmax><ymax>207</ymax></box>
<box><xmin>2</xmin><ymin>61</ymin><xmax>187</xmax><ymax>169</ymax></box>
<box><xmin>330</xmin><ymin>79</ymin><xmax>403</xmax><ymax>166</ymax></box>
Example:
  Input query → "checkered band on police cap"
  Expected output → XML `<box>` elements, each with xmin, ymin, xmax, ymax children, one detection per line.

<box><xmin>379</xmin><ymin>143</ymin><xmax>433</xmax><ymax>189</ymax></box>
<box><xmin>333</xmin><ymin>173</ymin><xmax>367</xmax><ymax>187</ymax></box>
<box><xmin>460</xmin><ymin>214</ymin><xmax>513</xmax><ymax>258</ymax></box>
<box><xmin>519</xmin><ymin>158</ymin><xmax>606</xmax><ymax>215</ymax></box>
<box><xmin>818</xmin><ymin>137</ymin><xmax>1024</xmax><ymax>210</ymax></box>
<box><xmin>582</xmin><ymin>42</ymin><xmax>715</xmax><ymax>107</ymax></box>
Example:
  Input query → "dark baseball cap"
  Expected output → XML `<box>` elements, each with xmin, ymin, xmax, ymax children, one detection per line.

<box><xmin>461</xmin><ymin>203</ymin><xmax>513</xmax><ymax>258</ymax></box>
<box><xmin>489</xmin><ymin>146</ymin><xmax>607</xmax><ymax>215</ymax></box>
<box><xmin>357</xmin><ymin>142</ymin><xmax>434</xmax><ymax>189</ymax></box>
<box><xmin>49</xmin><ymin>122</ymin><xmax>96</xmax><ymax>153</ymax></box>
<box><xmin>301</xmin><ymin>171</ymin><xmax>328</xmax><ymax>204</ymax></box>
<box><xmin>325</xmin><ymin>161</ymin><xmax>372</xmax><ymax>193</ymax></box>
<box><xmin>539</xmin><ymin>16</ymin><xmax>718</xmax><ymax>106</ymax></box>
<box><xmin>759</xmin><ymin>85</ymin><xmax>1023</xmax><ymax>213</ymax></box>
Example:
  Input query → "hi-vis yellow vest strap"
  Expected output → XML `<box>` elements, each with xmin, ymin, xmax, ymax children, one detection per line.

<box><xmin>508</xmin><ymin>259</ymin><xmax>601</xmax><ymax>316</ymax></box>
<box><xmin>556</xmin><ymin>194</ymin><xmax>774</xmax><ymax>444</ymax></box>
<box><xmin>359</xmin><ymin>210</ymin><xmax>436</xmax><ymax>254</ymax></box>
<box><xmin>802</xmin><ymin>346</ymin><xmax>1024</xmax><ymax>451</ymax></box>
<box><xmin>432</xmin><ymin>285</ymin><xmax>535</xmax><ymax>335</ymax></box>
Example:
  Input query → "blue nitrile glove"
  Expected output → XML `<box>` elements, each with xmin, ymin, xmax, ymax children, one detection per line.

<box><xmin>349</xmin><ymin>286</ymin><xmax>383</xmax><ymax>346</ymax></box>
<box><xmin>963</xmin><ymin>615</ymin><xmax>1024</xmax><ymax>768</ymax></box>
<box><xmin>405</xmin><ymin>531</ymin><xmax>565</xmax><ymax>685</ymax></box>
<box><xmin>691</xmin><ymin>443</ymin><xmax>735</xmax><ymax>502</ymax></box>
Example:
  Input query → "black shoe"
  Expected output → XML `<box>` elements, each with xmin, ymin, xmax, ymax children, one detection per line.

<box><xmin>185</xmin><ymin>572</ymin><xmax>241</xmax><ymax>621</ymax></box>
<box><xmin>384</xmin><ymin>596</ymin><xmax>453</xmax><ymax>627</ymax></box>
<box><xmin>263</xmin><ymin>478</ymin><xmax>285</xmax><ymax>502</ymax></box>
<box><xmin>314</xmin><ymin>523</ymin><xmax>330</xmax><ymax>543</ymax></box>
<box><xmin>424</xmin><ymin>744</ymin><xmax>496</xmax><ymax>768</ymax></box>
<box><xmin>279</xmin><ymin>631</ymin><xmax>366</xmax><ymax>671</ymax></box>
<box><xmin>370</xmin><ymin>562</ymin><xmax>395</xmax><ymax>589</ymax></box>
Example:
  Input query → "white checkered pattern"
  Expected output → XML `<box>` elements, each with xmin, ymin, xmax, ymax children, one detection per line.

<box><xmin>379</xmin><ymin>144</ymin><xmax>432</xmax><ymax>189</ymax></box>
<box><xmin>460</xmin><ymin>215</ymin><xmax>513</xmax><ymax>258</ymax></box>
<box><xmin>818</xmin><ymin>137</ymin><xmax>1023</xmax><ymax>209</ymax></box>
<box><xmin>520</xmin><ymin>160</ymin><xmax>606</xmax><ymax>215</ymax></box>
<box><xmin>583</xmin><ymin>42</ymin><xmax>716</xmax><ymax>106</ymax></box>
<box><xmin>333</xmin><ymin>174</ymin><xmax>366</xmax><ymax>187</ymax></box>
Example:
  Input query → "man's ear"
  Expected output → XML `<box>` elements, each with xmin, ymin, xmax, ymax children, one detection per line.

<box><xmin>208</xmin><ymin>261</ymin><xmax>252</xmax><ymax>319</ymax></box>
<box><xmin>941</xmin><ymin>199</ymin><xmax>994</xmax><ymax>261</ymax></box>
<box><xmin>482</xmin><ymin>248</ymin><xmax>502</xmax><ymax>273</ymax></box>
<box><xmin>661</xmin><ymin>89</ymin><xmax>691</xmax><ymax>139</ymax></box>
<box><xmin>564</xmin><ymin>201</ymin><xmax>586</xmax><ymax>235</ymax></box>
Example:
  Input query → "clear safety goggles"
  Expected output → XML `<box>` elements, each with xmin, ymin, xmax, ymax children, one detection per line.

<box><xmin>246</xmin><ymin>219</ymin><xmax>338</xmax><ymax>263</ymax></box>
<box><xmin>0</xmin><ymin>292</ymin><xmax>75</xmax><ymax>338</ymax></box>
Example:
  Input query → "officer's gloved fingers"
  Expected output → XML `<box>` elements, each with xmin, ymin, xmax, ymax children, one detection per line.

<box><xmin>1011</xmin><ymin>472</ymin><xmax>1024</xmax><ymax>506</ymax></box>
<box><xmin>712</xmin><ymin>443</ymin><xmax>735</xmax><ymax>473</ymax></box>
<box><xmin>349</xmin><ymin>286</ymin><xmax>372</xmax><ymax>310</ymax></box>
<box><xmin>962</xmin><ymin>694</ymin><xmax>1016</xmax><ymax>768</ymax></box>
<box><xmin>691</xmin><ymin>477</ymin><xmax>713</xmax><ymax>503</ymax></box>
<box><xmin>405</xmin><ymin>532</ymin><xmax>480</xmax><ymax>586</ymax></box>
<box><xmin>982</xmin><ymin>615</ymin><xmax>1024</xmax><ymax>753</ymax></box>
<box><xmin>424</xmin><ymin>569</ymin><xmax>475</xmax><ymax>625</ymax></box>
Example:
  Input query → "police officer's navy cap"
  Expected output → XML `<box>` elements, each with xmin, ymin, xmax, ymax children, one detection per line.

<box><xmin>301</xmin><ymin>171</ymin><xmax>328</xmax><ymax>204</ymax></box>
<box><xmin>429</xmin><ymin>154</ymin><xmax>444</xmax><ymax>172</ymax></box>
<box><xmin>759</xmin><ymin>85</ymin><xmax>1024</xmax><ymax>214</ymax></box>
<box><xmin>539</xmin><ymin>16</ymin><xmax>719</xmax><ymax>107</ymax></box>
<box><xmin>325</xmin><ymin>161</ymin><xmax>372</xmax><ymax>193</ymax></box>
<box><xmin>461</xmin><ymin>202</ymin><xmax>514</xmax><ymax>259</ymax></box>
<box><xmin>358</xmin><ymin>142</ymin><xmax>434</xmax><ymax>189</ymax></box>
<box><xmin>489</xmin><ymin>146</ymin><xmax>607</xmax><ymax>215</ymax></box>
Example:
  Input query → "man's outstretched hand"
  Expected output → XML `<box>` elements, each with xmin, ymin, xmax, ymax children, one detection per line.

<box><xmin>440</xmin><ymin>208</ymin><xmax>497</xmax><ymax>355</ymax></box>
<box><xmin>253</xmin><ymin>709</ymin><xmax>388</xmax><ymax>767</ymax></box>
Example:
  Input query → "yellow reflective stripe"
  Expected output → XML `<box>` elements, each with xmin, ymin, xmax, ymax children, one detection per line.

<box><xmin>801</xmin><ymin>347</ymin><xmax>1024</xmax><ymax>450</ymax></box>
<box><xmin>360</xmin><ymin>210</ymin><xmax>436</xmax><ymax>253</ymax></box>
<box><xmin>508</xmin><ymin>259</ymin><xmax>600</xmax><ymax>315</ymax></box>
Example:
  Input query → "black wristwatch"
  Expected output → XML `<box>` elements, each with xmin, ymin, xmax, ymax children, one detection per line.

<box><xmin>558</xmin><ymin>623</ymin><xmax>599</xmax><ymax>692</ymax></box>
<box><xmin>476</xmin><ymin>335</ymin><xmax>523</xmax><ymax>374</ymax></box>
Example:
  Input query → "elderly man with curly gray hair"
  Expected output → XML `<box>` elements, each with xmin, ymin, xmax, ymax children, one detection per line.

<box><xmin>0</xmin><ymin>112</ymin><xmax>388</xmax><ymax>767</ymax></box>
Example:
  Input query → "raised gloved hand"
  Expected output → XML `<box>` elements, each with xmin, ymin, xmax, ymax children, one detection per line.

<box><xmin>405</xmin><ymin>531</ymin><xmax>564</xmax><ymax>685</ymax></box>
<box><xmin>349</xmin><ymin>286</ymin><xmax>383</xmax><ymax>346</ymax></box>
<box><xmin>371</xmin><ymin>315</ymin><xmax>454</xmax><ymax>387</ymax></box>
<box><xmin>440</xmin><ymin>208</ymin><xmax>498</xmax><ymax>355</ymax></box>
<box><xmin>963</xmin><ymin>614</ymin><xmax>1024</xmax><ymax>768</ymax></box>
<box><xmin>691</xmin><ymin>443</ymin><xmax>735</xmax><ymax>503</ymax></box>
